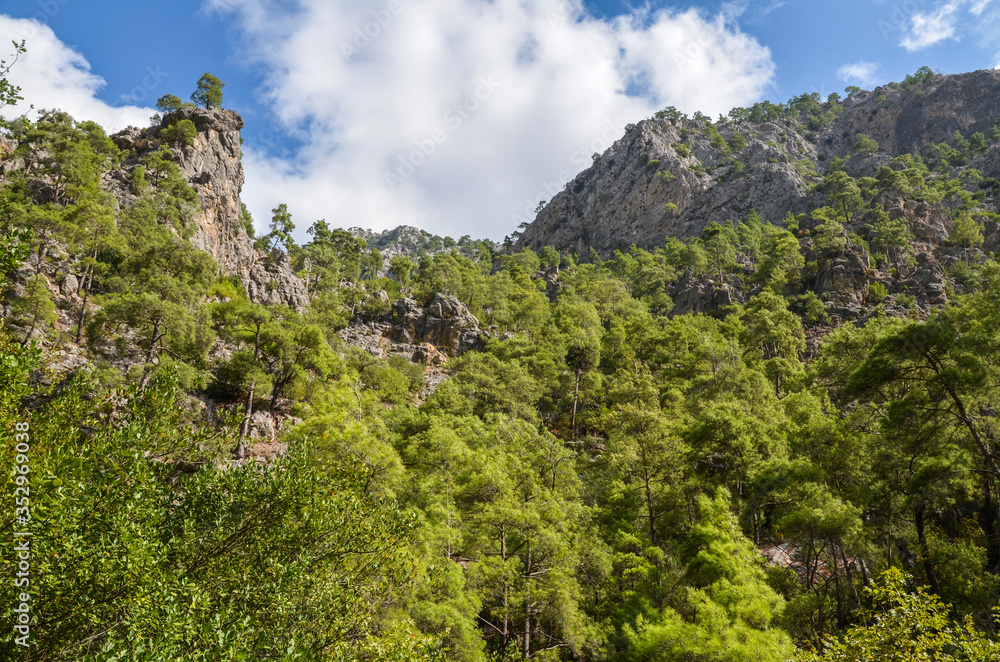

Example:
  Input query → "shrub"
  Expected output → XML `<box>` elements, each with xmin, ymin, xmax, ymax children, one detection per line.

<box><xmin>896</xmin><ymin>292</ymin><xmax>916</xmax><ymax>309</ymax></box>
<box><xmin>867</xmin><ymin>281</ymin><xmax>888</xmax><ymax>304</ymax></box>
<box><xmin>854</xmin><ymin>134</ymin><xmax>879</xmax><ymax>155</ymax></box>
<box><xmin>160</xmin><ymin>119</ymin><xmax>197</xmax><ymax>146</ymax></box>
<box><xmin>130</xmin><ymin>165</ymin><xmax>147</xmax><ymax>194</ymax></box>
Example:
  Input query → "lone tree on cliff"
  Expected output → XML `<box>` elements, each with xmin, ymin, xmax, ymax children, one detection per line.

<box><xmin>191</xmin><ymin>72</ymin><xmax>225</xmax><ymax>109</ymax></box>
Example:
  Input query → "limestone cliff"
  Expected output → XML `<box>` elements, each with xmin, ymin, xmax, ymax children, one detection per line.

<box><xmin>111</xmin><ymin>107</ymin><xmax>309</xmax><ymax>309</ymax></box>
<box><xmin>516</xmin><ymin>69</ymin><xmax>1000</xmax><ymax>256</ymax></box>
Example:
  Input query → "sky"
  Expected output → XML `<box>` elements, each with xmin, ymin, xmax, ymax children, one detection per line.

<box><xmin>2</xmin><ymin>0</ymin><xmax>999</xmax><ymax>241</ymax></box>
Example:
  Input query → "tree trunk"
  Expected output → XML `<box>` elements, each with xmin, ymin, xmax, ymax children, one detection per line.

<box><xmin>571</xmin><ymin>368</ymin><xmax>581</xmax><ymax>438</ymax></box>
<box><xmin>501</xmin><ymin>525</ymin><xmax>509</xmax><ymax>653</ymax></box>
<box><xmin>234</xmin><ymin>379</ymin><xmax>255</xmax><ymax>460</ymax></box>
<box><xmin>523</xmin><ymin>546</ymin><xmax>532</xmax><ymax>659</ymax></box>
<box><xmin>643</xmin><ymin>467</ymin><xmax>658</xmax><ymax>546</ymax></box>
<box><xmin>915</xmin><ymin>503</ymin><xmax>941</xmax><ymax>595</ymax></box>
<box><xmin>75</xmin><ymin>265</ymin><xmax>94</xmax><ymax>344</ymax></box>
<box><xmin>982</xmin><ymin>482</ymin><xmax>1000</xmax><ymax>570</ymax></box>
<box><xmin>138</xmin><ymin>319</ymin><xmax>163</xmax><ymax>390</ymax></box>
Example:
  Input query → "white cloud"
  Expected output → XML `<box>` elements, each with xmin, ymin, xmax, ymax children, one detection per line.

<box><xmin>837</xmin><ymin>60</ymin><xmax>879</xmax><ymax>86</ymax></box>
<box><xmin>970</xmin><ymin>0</ymin><xmax>991</xmax><ymax>16</ymax></box>
<box><xmin>0</xmin><ymin>15</ymin><xmax>153</xmax><ymax>131</ymax></box>
<box><xmin>205</xmin><ymin>0</ymin><xmax>776</xmax><ymax>240</ymax></box>
<box><xmin>900</xmin><ymin>1</ymin><xmax>961</xmax><ymax>51</ymax></box>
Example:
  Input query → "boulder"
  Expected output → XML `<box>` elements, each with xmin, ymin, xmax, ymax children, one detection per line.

<box><xmin>670</xmin><ymin>270</ymin><xmax>743</xmax><ymax>316</ymax></box>
<box><xmin>388</xmin><ymin>294</ymin><xmax>484</xmax><ymax>356</ymax></box>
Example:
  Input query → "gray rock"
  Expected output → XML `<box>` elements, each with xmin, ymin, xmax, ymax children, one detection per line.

<box><xmin>516</xmin><ymin>69</ymin><xmax>1000</xmax><ymax>258</ymax></box>
<box><xmin>60</xmin><ymin>273</ymin><xmax>78</xmax><ymax>297</ymax></box>
<box><xmin>900</xmin><ymin>254</ymin><xmax>948</xmax><ymax>306</ymax></box>
<box><xmin>247</xmin><ymin>409</ymin><xmax>275</xmax><ymax>440</ymax></box>
<box><xmin>388</xmin><ymin>293</ymin><xmax>485</xmax><ymax>356</ymax></box>
<box><xmin>670</xmin><ymin>270</ymin><xmax>744</xmax><ymax>316</ymax></box>
<box><xmin>110</xmin><ymin>108</ymin><xmax>309</xmax><ymax>310</ymax></box>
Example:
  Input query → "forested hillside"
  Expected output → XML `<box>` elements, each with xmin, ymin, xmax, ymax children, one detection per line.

<box><xmin>4</xmin><ymin>61</ymin><xmax>1000</xmax><ymax>661</ymax></box>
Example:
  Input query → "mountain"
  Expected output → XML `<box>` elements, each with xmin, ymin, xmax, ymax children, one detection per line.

<box><xmin>351</xmin><ymin>225</ymin><xmax>498</xmax><ymax>260</ymax></box>
<box><xmin>516</xmin><ymin>68</ymin><xmax>1000</xmax><ymax>256</ymax></box>
<box><xmin>8</xmin><ymin>67</ymin><xmax>1000</xmax><ymax>660</ymax></box>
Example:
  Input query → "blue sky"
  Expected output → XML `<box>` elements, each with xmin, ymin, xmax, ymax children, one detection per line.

<box><xmin>3</xmin><ymin>0</ymin><xmax>999</xmax><ymax>239</ymax></box>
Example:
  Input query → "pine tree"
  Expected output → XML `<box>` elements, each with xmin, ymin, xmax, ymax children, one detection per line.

<box><xmin>191</xmin><ymin>72</ymin><xmax>225</xmax><ymax>109</ymax></box>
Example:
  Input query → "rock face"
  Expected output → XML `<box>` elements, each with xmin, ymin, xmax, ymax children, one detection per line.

<box><xmin>516</xmin><ymin>69</ymin><xmax>1000</xmax><ymax>257</ymax></box>
<box><xmin>340</xmin><ymin>293</ymin><xmax>485</xmax><ymax>361</ymax></box>
<box><xmin>387</xmin><ymin>294</ymin><xmax>485</xmax><ymax>356</ymax></box>
<box><xmin>670</xmin><ymin>270</ymin><xmax>745</xmax><ymax>316</ymax></box>
<box><xmin>813</xmin><ymin>251</ymin><xmax>871</xmax><ymax>318</ymax></box>
<box><xmin>111</xmin><ymin>108</ymin><xmax>309</xmax><ymax>309</ymax></box>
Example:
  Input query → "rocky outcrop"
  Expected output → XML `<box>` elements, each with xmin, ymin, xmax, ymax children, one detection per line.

<box><xmin>899</xmin><ymin>253</ymin><xmax>948</xmax><ymax>307</ymax></box>
<box><xmin>387</xmin><ymin>294</ymin><xmax>484</xmax><ymax>356</ymax></box>
<box><xmin>516</xmin><ymin>69</ymin><xmax>1000</xmax><ymax>258</ymax></box>
<box><xmin>111</xmin><ymin>108</ymin><xmax>309</xmax><ymax>309</ymax></box>
<box><xmin>814</xmin><ymin>250</ymin><xmax>871</xmax><ymax>319</ymax></box>
<box><xmin>670</xmin><ymin>270</ymin><xmax>744</xmax><ymax>316</ymax></box>
<box><xmin>517</xmin><ymin>117</ymin><xmax>816</xmax><ymax>257</ymax></box>
<box><xmin>339</xmin><ymin>293</ymin><xmax>485</xmax><ymax>361</ymax></box>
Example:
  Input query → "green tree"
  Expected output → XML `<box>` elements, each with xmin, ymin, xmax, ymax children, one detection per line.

<box><xmin>257</xmin><ymin>307</ymin><xmax>336</xmax><ymax>408</ymax></box>
<box><xmin>0</xmin><ymin>338</ymin><xmax>441</xmax><ymax>660</ymax></box>
<box><xmin>949</xmin><ymin>211</ymin><xmax>984</xmax><ymax>263</ymax></box>
<box><xmin>739</xmin><ymin>290</ymin><xmax>806</xmax><ymax>394</ymax></box>
<box><xmin>160</xmin><ymin>119</ymin><xmax>197</xmax><ymax>146</ymax></box>
<box><xmin>389</xmin><ymin>254</ymin><xmax>416</xmax><ymax>291</ymax></box>
<box><xmin>10</xmin><ymin>274</ymin><xmax>57</xmax><ymax>346</ymax></box>
<box><xmin>796</xmin><ymin>569</ymin><xmax>999</xmax><ymax>661</ymax></box>
<box><xmin>866</xmin><ymin>208</ymin><xmax>912</xmax><ymax>270</ymax></box>
<box><xmin>262</xmin><ymin>203</ymin><xmax>295</xmax><ymax>252</ymax></box>
<box><xmin>853</xmin><ymin>134</ymin><xmax>879</xmax><ymax>156</ymax></box>
<box><xmin>0</xmin><ymin>226</ymin><xmax>32</xmax><ymax>291</ymax></box>
<box><xmin>191</xmin><ymin>72</ymin><xmax>225</xmax><ymax>109</ymax></box>
<box><xmin>624</xmin><ymin>491</ymin><xmax>794</xmax><ymax>661</ymax></box>
<box><xmin>0</xmin><ymin>39</ymin><xmax>26</xmax><ymax>123</ymax></box>
<box><xmin>823</xmin><ymin>171</ymin><xmax>864</xmax><ymax>225</ymax></box>
<box><xmin>155</xmin><ymin>94</ymin><xmax>185</xmax><ymax>113</ymax></box>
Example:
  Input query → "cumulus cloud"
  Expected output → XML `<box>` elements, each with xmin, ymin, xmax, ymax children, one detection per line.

<box><xmin>0</xmin><ymin>15</ymin><xmax>153</xmax><ymax>131</ymax></box>
<box><xmin>836</xmin><ymin>60</ymin><xmax>879</xmax><ymax>86</ymax></box>
<box><xmin>205</xmin><ymin>0</ymin><xmax>776</xmax><ymax>240</ymax></box>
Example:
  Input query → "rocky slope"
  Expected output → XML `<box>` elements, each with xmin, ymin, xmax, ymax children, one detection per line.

<box><xmin>516</xmin><ymin>69</ymin><xmax>1000</xmax><ymax>256</ymax></box>
<box><xmin>111</xmin><ymin>107</ymin><xmax>309</xmax><ymax>308</ymax></box>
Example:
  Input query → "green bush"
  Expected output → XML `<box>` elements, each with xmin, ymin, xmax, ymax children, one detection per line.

<box><xmin>0</xmin><ymin>336</ymin><xmax>439</xmax><ymax>660</ymax></box>
<box><xmin>160</xmin><ymin>119</ymin><xmax>197</xmax><ymax>146</ymax></box>
<box><xmin>130</xmin><ymin>165</ymin><xmax>147</xmax><ymax>194</ymax></box>
<box><xmin>896</xmin><ymin>292</ymin><xmax>916</xmax><ymax>309</ymax></box>
<box><xmin>867</xmin><ymin>281</ymin><xmax>888</xmax><ymax>304</ymax></box>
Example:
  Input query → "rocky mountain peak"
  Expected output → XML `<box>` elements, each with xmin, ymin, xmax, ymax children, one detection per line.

<box><xmin>111</xmin><ymin>108</ymin><xmax>309</xmax><ymax>309</ymax></box>
<box><xmin>516</xmin><ymin>68</ymin><xmax>1000</xmax><ymax>258</ymax></box>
